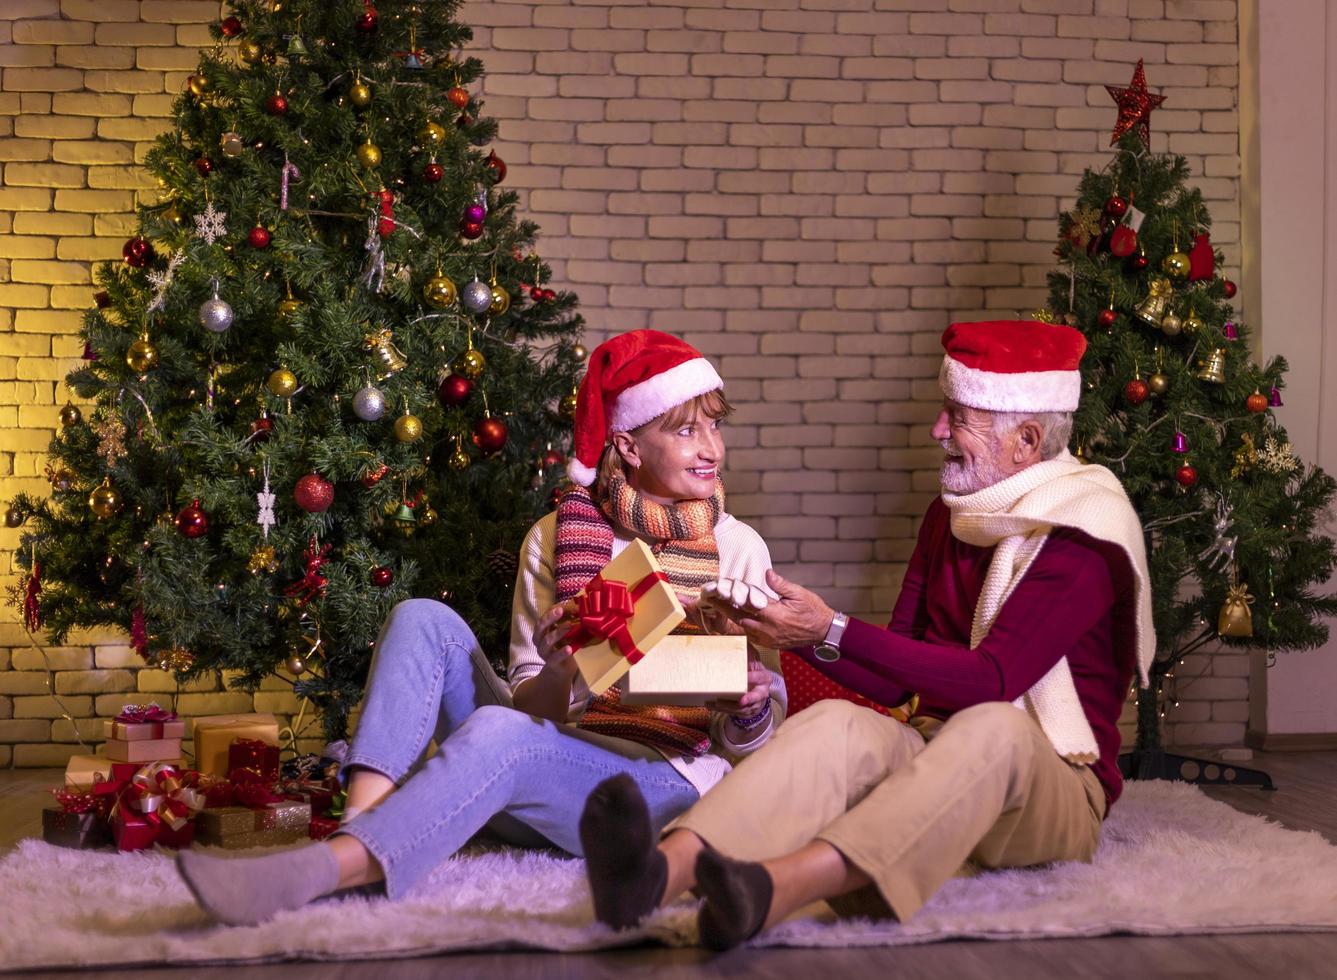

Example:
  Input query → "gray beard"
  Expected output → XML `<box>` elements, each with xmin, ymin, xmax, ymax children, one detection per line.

<box><xmin>939</xmin><ymin>447</ymin><xmax>1008</xmax><ymax>495</ymax></box>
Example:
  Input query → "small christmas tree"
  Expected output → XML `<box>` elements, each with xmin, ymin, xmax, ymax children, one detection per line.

<box><xmin>6</xmin><ymin>0</ymin><xmax>584</xmax><ymax>738</ymax></box>
<box><xmin>1042</xmin><ymin>62</ymin><xmax>1337</xmax><ymax>772</ymax></box>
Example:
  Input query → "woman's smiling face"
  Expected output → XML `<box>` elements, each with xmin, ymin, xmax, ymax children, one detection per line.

<box><xmin>612</xmin><ymin>392</ymin><xmax>729</xmax><ymax>503</ymax></box>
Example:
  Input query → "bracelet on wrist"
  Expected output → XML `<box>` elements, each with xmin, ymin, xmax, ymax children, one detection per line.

<box><xmin>730</xmin><ymin>699</ymin><xmax>772</xmax><ymax>732</ymax></box>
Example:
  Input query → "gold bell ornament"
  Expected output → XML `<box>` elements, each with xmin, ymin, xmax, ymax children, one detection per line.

<box><xmin>364</xmin><ymin>327</ymin><xmax>408</xmax><ymax>378</ymax></box>
<box><xmin>1134</xmin><ymin>278</ymin><xmax>1171</xmax><ymax>327</ymax></box>
<box><xmin>391</xmin><ymin>500</ymin><xmax>417</xmax><ymax>536</ymax></box>
<box><xmin>423</xmin><ymin>270</ymin><xmax>457</xmax><ymax>309</ymax></box>
<box><xmin>1218</xmin><ymin>578</ymin><xmax>1254</xmax><ymax>637</ymax></box>
<box><xmin>1196</xmin><ymin>347</ymin><xmax>1227</xmax><ymax>385</ymax></box>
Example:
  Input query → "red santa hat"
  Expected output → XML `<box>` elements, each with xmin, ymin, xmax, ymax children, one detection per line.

<box><xmin>567</xmin><ymin>330</ymin><xmax>724</xmax><ymax>486</ymax></box>
<box><xmin>938</xmin><ymin>319</ymin><xmax>1087</xmax><ymax>414</ymax></box>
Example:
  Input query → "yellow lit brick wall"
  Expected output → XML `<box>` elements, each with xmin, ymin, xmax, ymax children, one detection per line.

<box><xmin>1</xmin><ymin>0</ymin><xmax>1245</xmax><ymax>766</ymax></box>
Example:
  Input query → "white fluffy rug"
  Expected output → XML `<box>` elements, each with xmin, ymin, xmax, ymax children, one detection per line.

<box><xmin>2</xmin><ymin>781</ymin><xmax>1336</xmax><ymax>971</ymax></box>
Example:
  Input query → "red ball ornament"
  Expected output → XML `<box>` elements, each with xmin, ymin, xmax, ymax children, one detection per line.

<box><xmin>542</xmin><ymin>448</ymin><xmax>564</xmax><ymax>469</ymax></box>
<box><xmin>195</xmin><ymin>156</ymin><xmax>214</xmax><ymax>177</ymax></box>
<box><xmin>1123</xmin><ymin>378</ymin><xmax>1149</xmax><ymax>405</ymax></box>
<box><xmin>1108</xmin><ymin>223</ymin><xmax>1137</xmax><ymax>258</ymax></box>
<box><xmin>437</xmin><ymin>374</ymin><xmax>473</xmax><ymax>407</ymax></box>
<box><xmin>460</xmin><ymin>219</ymin><xmax>484</xmax><ymax>240</ymax></box>
<box><xmin>359</xmin><ymin>463</ymin><xmax>389</xmax><ymax>489</ymax></box>
<box><xmin>456</xmin><ymin>114</ymin><xmax>473</xmax><ymax>130</ymax></box>
<box><xmin>122</xmin><ymin>237</ymin><xmax>155</xmax><ymax>268</ymax></box>
<box><xmin>529</xmin><ymin>285</ymin><xmax>545</xmax><ymax>302</ymax></box>
<box><xmin>1246</xmin><ymin>391</ymin><xmax>1269</xmax><ymax>414</ymax></box>
<box><xmin>422</xmin><ymin>161</ymin><xmax>444</xmax><ymax>184</ymax></box>
<box><xmin>249</xmin><ymin>415</ymin><xmax>274</xmax><ymax>442</ymax></box>
<box><xmin>377</xmin><ymin>217</ymin><xmax>395</xmax><ymax>238</ymax></box>
<box><xmin>1175</xmin><ymin>464</ymin><xmax>1199</xmax><ymax>489</ymax></box>
<box><xmin>1097</xmin><ymin>308</ymin><xmax>1117</xmax><ymax>328</ymax></box>
<box><xmin>484</xmin><ymin>150</ymin><xmax>507</xmax><ymax>184</ymax></box>
<box><xmin>220</xmin><ymin>16</ymin><xmax>243</xmax><ymax>38</ymax></box>
<box><xmin>447</xmin><ymin>86</ymin><xmax>470</xmax><ymax>109</ymax></box>
<box><xmin>265</xmin><ymin>93</ymin><xmax>288</xmax><ymax>116</ymax></box>
<box><xmin>370</xmin><ymin>566</ymin><xmax>394</xmax><ymax>588</ymax></box>
<box><xmin>294</xmin><ymin>473</ymin><xmax>335</xmax><ymax>513</ymax></box>
<box><xmin>541</xmin><ymin>288</ymin><xmax>557</xmax><ymax>303</ymax></box>
<box><xmin>355</xmin><ymin>6</ymin><xmax>378</xmax><ymax>34</ymax></box>
<box><xmin>1127</xmin><ymin>251</ymin><xmax>1150</xmax><ymax>272</ymax></box>
<box><xmin>472</xmin><ymin>416</ymin><xmax>508</xmax><ymax>455</ymax></box>
<box><xmin>1223</xmin><ymin>279</ymin><xmax>1237</xmax><ymax>299</ymax></box>
<box><xmin>247</xmin><ymin>225</ymin><xmax>271</xmax><ymax>249</ymax></box>
<box><xmin>174</xmin><ymin>499</ymin><xmax>210</xmax><ymax>538</ymax></box>
<box><xmin>1104</xmin><ymin>195</ymin><xmax>1128</xmax><ymax>218</ymax></box>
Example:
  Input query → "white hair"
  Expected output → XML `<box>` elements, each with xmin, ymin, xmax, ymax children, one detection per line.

<box><xmin>990</xmin><ymin>411</ymin><xmax>1073</xmax><ymax>461</ymax></box>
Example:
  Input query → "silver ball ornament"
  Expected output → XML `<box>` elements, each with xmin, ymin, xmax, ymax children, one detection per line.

<box><xmin>461</xmin><ymin>279</ymin><xmax>493</xmax><ymax>314</ymax></box>
<box><xmin>199</xmin><ymin>295</ymin><xmax>234</xmax><ymax>333</ymax></box>
<box><xmin>352</xmin><ymin>385</ymin><xmax>387</xmax><ymax>421</ymax></box>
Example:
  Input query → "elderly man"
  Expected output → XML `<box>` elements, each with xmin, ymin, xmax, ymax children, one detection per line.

<box><xmin>578</xmin><ymin>319</ymin><xmax>1153</xmax><ymax>949</ymax></box>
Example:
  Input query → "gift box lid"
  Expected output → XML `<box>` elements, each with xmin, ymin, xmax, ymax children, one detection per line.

<box><xmin>568</xmin><ymin>538</ymin><xmax>686</xmax><ymax>696</ymax></box>
<box><xmin>622</xmin><ymin>634</ymin><xmax>749</xmax><ymax>706</ymax></box>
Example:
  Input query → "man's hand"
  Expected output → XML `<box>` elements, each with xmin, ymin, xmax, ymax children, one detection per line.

<box><xmin>534</xmin><ymin>601</ymin><xmax>579</xmax><ymax>678</ymax></box>
<box><xmin>683</xmin><ymin>597</ymin><xmax>748</xmax><ymax>637</ymax></box>
<box><xmin>721</xmin><ymin>568</ymin><xmax>835</xmax><ymax>650</ymax></box>
<box><xmin>707</xmin><ymin>660</ymin><xmax>773</xmax><ymax>718</ymax></box>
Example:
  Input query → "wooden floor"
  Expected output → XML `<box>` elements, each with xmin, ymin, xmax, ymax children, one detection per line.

<box><xmin>4</xmin><ymin>748</ymin><xmax>1336</xmax><ymax>979</ymax></box>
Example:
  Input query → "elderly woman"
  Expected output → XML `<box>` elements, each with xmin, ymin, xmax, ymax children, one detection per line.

<box><xmin>178</xmin><ymin>330</ymin><xmax>786</xmax><ymax>925</ymax></box>
<box><xmin>580</xmin><ymin>319</ymin><xmax>1153</xmax><ymax>950</ymax></box>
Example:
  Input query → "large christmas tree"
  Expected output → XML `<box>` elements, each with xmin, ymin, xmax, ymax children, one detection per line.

<box><xmin>5</xmin><ymin>0</ymin><xmax>584</xmax><ymax>738</ymax></box>
<box><xmin>1044</xmin><ymin>62</ymin><xmax>1337</xmax><ymax>768</ymax></box>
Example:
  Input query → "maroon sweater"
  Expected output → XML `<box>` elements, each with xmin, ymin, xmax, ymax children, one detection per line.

<box><xmin>800</xmin><ymin>497</ymin><xmax>1138</xmax><ymax>806</ymax></box>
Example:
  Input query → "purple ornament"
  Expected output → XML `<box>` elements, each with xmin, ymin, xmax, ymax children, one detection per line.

<box><xmin>1269</xmin><ymin>386</ymin><xmax>1284</xmax><ymax>407</ymax></box>
<box><xmin>464</xmin><ymin>204</ymin><xmax>486</xmax><ymax>224</ymax></box>
<box><xmin>1172</xmin><ymin>430</ymin><xmax>1189</xmax><ymax>454</ymax></box>
<box><xmin>1223</xmin><ymin>321</ymin><xmax>1239</xmax><ymax>340</ymax></box>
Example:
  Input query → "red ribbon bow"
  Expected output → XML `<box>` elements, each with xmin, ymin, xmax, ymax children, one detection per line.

<box><xmin>559</xmin><ymin>571</ymin><xmax>667</xmax><ymax>666</ymax></box>
<box><xmin>284</xmin><ymin>537</ymin><xmax>331</xmax><ymax>607</ymax></box>
<box><xmin>115</xmin><ymin>702</ymin><xmax>176</xmax><ymax>724</ymax></box>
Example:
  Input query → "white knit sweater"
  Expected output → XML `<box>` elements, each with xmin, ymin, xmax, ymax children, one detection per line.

<box><xmin>508</xmin><ymin>510</ymin><xmax>787</xmax><ymax>796</ymax></box>
<box><xmin>942</xmin><ymin>450</ymin><xmax>1154</xmax><ymax>763</ymax></box>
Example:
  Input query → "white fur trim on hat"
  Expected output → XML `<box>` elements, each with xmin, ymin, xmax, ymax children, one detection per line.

<box><xmin>567</xmin><ymin>457</ymin><xmax>598</xmax><ymax>487</ymax></box>
<box><xmin>940</xmin><ymin>356</ymin><xmax>1081</xmax><ymax>413</ymax></box>
<box><xmin>608</xmin><ymin>357</ymin><xmax>723</xmax><ymax>432</ymax></box>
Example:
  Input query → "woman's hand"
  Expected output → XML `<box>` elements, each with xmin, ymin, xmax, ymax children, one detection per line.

<box><xmin>707</xmin><ymin>660</ymin><xmax>772</xmax><ymax>718</ymax></box>
<box><xmin>535</xmin><ymin>601</ymin><xmax>579</xmax><ymax>678</ymax></box>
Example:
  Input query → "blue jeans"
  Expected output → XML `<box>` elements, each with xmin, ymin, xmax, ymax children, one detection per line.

<box><xmin>339</xmin><ymin>599</ymin><xmax>700</xmax><ymax>898</ymax></box>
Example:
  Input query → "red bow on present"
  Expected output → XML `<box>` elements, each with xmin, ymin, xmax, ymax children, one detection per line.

<box><xmin>284</xmin><ymin>537</ymin><xmax>331</xmax><ymax>607</ymax></box>
<box><xmin>558</xmin><ymin>571</ymin><xmax>667</xmax><ymax>666</ymax></box>
<box><xmin>96</xmin><ymin>762</ymin><xmax>204</xmax><ymax>832</ymax></box>
<box><xmin>115</xmin><ymin>702</ymin><xmax>176</xmax><ymax>725</ymax></box>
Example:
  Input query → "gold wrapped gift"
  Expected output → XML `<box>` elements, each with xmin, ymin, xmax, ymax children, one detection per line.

<box><xmin>196</xmin><ymin>800</ymin><xmax>312</xmax><ymax>849</ymax></box>
<box><xmin>193</xmin><ymin>713</ymin><xmax>280</xmax><ymax>777</ymax></box>
<box><xmin>560</xmin><ymin>539</ymin><xmax>685</xmax><ymax>696</ymax></box>
<box><xmin>622</xmin><ymin>634</ymin><xmax>749</xmax><ymax>707</ymax></box>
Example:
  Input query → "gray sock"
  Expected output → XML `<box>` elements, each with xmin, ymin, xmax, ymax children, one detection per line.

<box><xmin>177</xmin><ymin>843</ymin><xmax>341</xmax><ymax>926</ymax></box>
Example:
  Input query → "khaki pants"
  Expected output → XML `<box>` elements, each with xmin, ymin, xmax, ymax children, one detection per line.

<box><xmin>670</xmin><ymin>699</ymin><xmax>1106</xmax><ymax>921</ymax></box>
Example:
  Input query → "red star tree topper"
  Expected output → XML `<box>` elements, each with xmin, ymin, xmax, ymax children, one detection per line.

<box><xmin>1105</xmin><ymin>59</ymin><xmax>1167</xmax><ymax>146</ymax></box>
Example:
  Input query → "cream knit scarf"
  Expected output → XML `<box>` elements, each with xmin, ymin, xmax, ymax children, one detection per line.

<box><xmin>941</xmin><ymin>449</ymin><xmax>1154</xmax><ymax>763</ymax></box>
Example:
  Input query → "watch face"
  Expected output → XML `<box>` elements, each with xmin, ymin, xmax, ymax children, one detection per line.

<box><xmin>814</xmin><ymin>644</ymin><xmax>841</xmax><ymax>663</ymax></box>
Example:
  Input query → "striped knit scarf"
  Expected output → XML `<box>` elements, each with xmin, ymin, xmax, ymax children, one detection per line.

<box><xmin>554</xmin><ymin>475</ymin><xmax>724</xmax><ymax>757</ymax></box>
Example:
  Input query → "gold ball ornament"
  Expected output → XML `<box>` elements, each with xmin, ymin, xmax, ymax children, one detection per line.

<box><xmin>572</xmin><ymin>344</ymin><xmax>588</xmax><ymax>361</ymax></box>
<box><xmin>418</xmin><ymin>503</ymin><xmax>438</xmax><ymax>527</ymax></box>
<box><xmin>267</xmin><ymin>368</ymin><xmax>298</xmax><ymax>398</ymax></box>
<box><xmin>419</xmin><ymin>121</ymin><xmax>447</xmax><ymax>146</ymax></box>
<box><xmin>1148</xmin><ymin>372</ymin><xmax>1170</xmax><ymax>396</ymax></box>
<box><xmin>1162</xmin><ymin>248</ymin><xmax>1191</xmax><ymax>280</ymax></box>
<box><xmin>126</xmin><ymin>337</ymin><xmax>159</xmax><ymax>373</ymax></box>
<box><xmin>187</xmin><ymin>73</ymin><xmax>210</xmax><ymax>98</ymax></box>
<box><xmin>394</xmin><ymin>413</ymin><xmax>424</xmax><ymax>443</ymax></box>
<box><xmin>219</xmin><ymin>132</ymin><xmax>245</xmax><ymax>159</ymax></box>
<box><xmin>423</xmin><ymin>274</ymin><xmax>457</xmax><ymax>309</ymax></box>
<box><xmin>356</xmin><ymin>139</ymin><xmax>382</xmax><ymax>169</ymax></box>
<box><xmin>559</xmin><ymin>389</ymin><xmax>579</xmax><ymax>420</ymax></box>
<box><xmin>238</xmin><ymin>39</ymin><xmax>263</xmax><ymax>65</ymax></box>
<box><xmin>1160</xmin><ymin>312</ymin><xmax>1182</xmax><ymax>337</ymax></box>
<box><xmin>162</xmin><ymin>205</ymin><xmax>185</xmax><ymax>226</ymax></box>
<box><xmin>89</xmin><ymin>478</ymin><xmax>123</xmax><ymax>519</ymax></box>
<box><xmin>488</xmin><ymin>283</ymin><xmax>510</xmax><ymax>315</ymax></box>
<box><xmin>278</xmin><ymin>296</ymin><xmax>303</xmax><ymax>320</ymax></box>
<box><xmin>453</xmin><ymin>348</ymin><xmax>486</xmax><ymax>380</ymax></box>
<box><xmin>1183</xmin><ymin>313</ymin><xmax>1204</xmax><ymax>334</ymax></box>
<box><xmin>285</xmin><ymin>655</ymin><xmax>307</xmax><ymax>676</ymax></box>
<box><xmin>448</xmin><ymin>444</ymin><xmax>471</xmax><ymax>471</ymax></box>
<box><xmin>350</xmin><ymin>80</ymin><xmax>372</xmax><ymax>107</ymax></box>
<box><xmin>5</xmin><ymin>503</ymin><xmax>23</xmax><ymax>528</ymax></box>
<box><xmin>59</xmin><ymin>402</ymin><xmax>82</xmax><ymax>427</ymax></box>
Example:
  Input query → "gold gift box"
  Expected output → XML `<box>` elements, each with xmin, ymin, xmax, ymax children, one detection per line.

<box><xmin>193</xmin><ymin>713</ymin><xmax>280</xmax><ymax>777</ymax></box>
<box><xmin>566</xmin><ymin>539</ymin><xmax>685</xmax><ymax>696</ymax></box>
<box><xmin>622</xmin><ymin>634</ymin><xmax>749</xmax><ymax>707</ymax></box>
<box><xmin>196</xmin><ymin>800</ymin><xmax>312</xmax><ymax>849</ymax></box>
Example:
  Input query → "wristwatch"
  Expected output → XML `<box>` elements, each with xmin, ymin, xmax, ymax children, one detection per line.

<box><xmin>814</xmin><ymin>611</ymin><xmax>848</xmax><ymax>663</ymax></box>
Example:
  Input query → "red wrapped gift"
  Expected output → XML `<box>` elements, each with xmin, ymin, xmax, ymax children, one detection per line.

<box><xmin>282</xmin><ymin>779</ymin><xmax>336</xmax><ymax>816</ymax></box>
<box><xmin>228</xmin><ymin>738</ymin><xmax>281</xmax><ymax>784</ymax></box>
<box><xmin>309</xmin><ymin>816</ymin><xmax>339</xmax><ymax>840</ymax></box>
<box><xmin>100</xmin><ymin>762</ymin><xmax>206</xmax><ymax>851</ymax></box>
